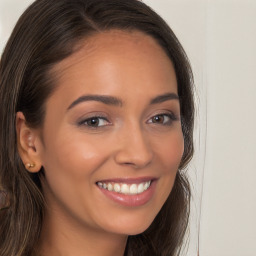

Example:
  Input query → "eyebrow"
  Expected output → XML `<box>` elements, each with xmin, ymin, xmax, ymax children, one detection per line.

<box><xmin>67</xmin><ymin>92</ymin><xmax>179</xmax><ymax>111</ymax></box>
<box><xmin>150</xmin><ymin>92</ymin><xmax>179</xmax><ymax>104</ymax></box>
<box><xmin>67</xmin><ymin>95</ymin><xmax>123</xmax><ymax>110</ymax></box>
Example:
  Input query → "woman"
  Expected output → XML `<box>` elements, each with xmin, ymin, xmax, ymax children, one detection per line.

<box><xmin>0</xmin><ymin>0</ymin><xmax>194</xmax><ymax>255</ymax></box>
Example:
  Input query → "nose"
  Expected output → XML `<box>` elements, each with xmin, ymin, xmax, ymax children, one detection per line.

<box><xmin>114</xmin><ymin>124</ymin><xmax>153</xmax><ymax>169</ymax></box>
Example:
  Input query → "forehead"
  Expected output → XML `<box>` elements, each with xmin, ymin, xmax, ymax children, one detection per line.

<box><xmin>52</xmin><ymin>29</ymin><xmax>175</xmax><ymax>84</ymax></box>
<box><xmin>48</xmin><ymin>30</ymin><xmax>177</xmax><ymax>107</ymax></box>
<box><xmin>56</xmin><ymin>30</ymin><xmax>169</xmax><ymax>64</ymax></box>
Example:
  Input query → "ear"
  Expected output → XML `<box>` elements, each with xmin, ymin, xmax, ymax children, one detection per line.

<box><xmin>16</xmin><ymin>112</ymin><xmax>43</xmax><ymax>173</ymax></box>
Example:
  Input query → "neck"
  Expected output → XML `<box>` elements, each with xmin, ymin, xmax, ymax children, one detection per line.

<box><xmin>37</xmin><ymin>206</ymin><xmax>128</xmax><ymax>256</ymax></box>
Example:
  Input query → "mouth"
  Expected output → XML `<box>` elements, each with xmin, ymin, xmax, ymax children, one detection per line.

<box><xmin>96</xmin><ymin>177</ymin><xmax>157</xmax><ymax>207</ymax></box>
<box><xmin>96</xmin><ymin>180</ymin><xmax>152</xmax><ymax>195</ymax></box>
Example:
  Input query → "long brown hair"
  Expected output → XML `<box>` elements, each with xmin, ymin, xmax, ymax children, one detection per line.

<box><xmin>0</xmin><ymin>0</ymin><xmax>194</xmax><ymax>255</ymax></box>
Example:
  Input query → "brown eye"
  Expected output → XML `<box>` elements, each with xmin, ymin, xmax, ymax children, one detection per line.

<box><xmin>79</xmin><ymin>116</ymin><xmax>109</xmax><ymax>128</ymax></box>
<box><xmin>152</xmin><ymin>115</ymin><xmax>165</xmax><ymax>123</ymax></box>
<box><xmin>148</xmin><ymin>113</ymin><xmax>177</xmax><ymax>126</ymax></box>
<box><xmin>87</xmin><ymin>118</ymin><xmax>100</xmax><ymax>127</ymax></box>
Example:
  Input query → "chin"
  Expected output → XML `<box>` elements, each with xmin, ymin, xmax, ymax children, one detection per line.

<box><xmin>121</xmin><ymin>223</ymin><xmax>151</xmax><ymax>236</ymax></box>
<box><xmin>99</xmin><ymin>211</ymin><xmax>157</xmax><ymax>236</ymax></box>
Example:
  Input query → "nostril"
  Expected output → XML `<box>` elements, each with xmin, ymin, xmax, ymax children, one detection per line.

<box><xmin>123</xmin><ymin>162</ymin><xmax>140</xmax><ymax>168</ymax></box>
<box><xmin>115</xmin><ymin>152</ymin><xmax>153</xmax><ymax>169</ymax></box>
<box><xmin>124</xmin><ymin>162</ymin><xmax>133</xmax><ymax>165</ymax></box>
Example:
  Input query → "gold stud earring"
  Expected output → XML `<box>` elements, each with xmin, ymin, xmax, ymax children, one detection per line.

<box><xmin>26</xmin><ymin>163</ymin><xmax>36</xmax><ymax>169</ymax></box>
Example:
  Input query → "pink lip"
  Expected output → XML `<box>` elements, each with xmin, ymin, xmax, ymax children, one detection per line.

<box><xmin>97</xmin><ymin>176</ymin><xmax>157</xmax><ymax>184</ymax></box>
<box><xmin>96</xmin><ymin>179</ymin><xmax>157</xmax><ymax>207</ymax></box>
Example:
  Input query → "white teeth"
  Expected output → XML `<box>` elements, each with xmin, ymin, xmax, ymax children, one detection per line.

<box><xmin>130</xmin><ymin>184</ymin><xmax>138</xmax><ymax>194</ymax></box>
<box><xmin>114</xmin><ymin>184</ymin><xmax>121</xmax><ymax>193</ymax></box>
<box><xmin>138</xmin><ymin>183</ymin><xmax>144</xmax><ymax>193</ymax></box>
<box><xmin>121</xmin><ymin>184</ymin><xmax>129</xmax><ymax>194</ymax></box>
<box><xmin>144</xmin><ymin>181</ymin><xmax>150</xmax><ymax>190</ymax></box>
<box><xmin>97</xmin><ymin>180</ymin><xmax>152</xmax><ymax>195</ymax></box>
<box><xmin>107</xmin><ymin>183</ymin><xmax>113</xmax><ymax>191</ymax></box>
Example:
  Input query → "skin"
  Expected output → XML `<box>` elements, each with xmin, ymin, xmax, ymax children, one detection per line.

<box><xmin>17</xmin><ymin>30</ymin><xmax>184</xmax><ymax>256</ymax></box>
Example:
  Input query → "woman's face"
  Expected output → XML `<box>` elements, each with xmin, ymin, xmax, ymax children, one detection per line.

<box><xmin>37</xmin><ymin>30</ymin><xmax>184</xmax><ymax>236</ymax></box>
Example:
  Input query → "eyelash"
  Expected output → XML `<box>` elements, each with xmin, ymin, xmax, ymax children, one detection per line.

<box><xmin>147</xmin><ymin>113</ymin><xmax>178</xmax><ymax>125</ymax></box>
<box><xmin>78</xmin><ymin>112</ymin><xmax>178</xmax><ymax>129</ymax></box>
<box><xmin>78</xmin><ymin>115</ymin><xmax>110</xmax><ymax>128</ymax></box>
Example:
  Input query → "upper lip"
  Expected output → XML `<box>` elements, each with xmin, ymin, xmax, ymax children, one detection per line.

<box><xmin>96</xmin><ymin>176</ymin><xmax>157</xmax><ymax>184</ymax></box>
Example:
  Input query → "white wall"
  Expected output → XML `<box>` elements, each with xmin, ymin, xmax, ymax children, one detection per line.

<box><xmin>0</xmin><ymin>0</ymin><xmax>255</xmax><ymax>255</ymax></box>
<box><xmin>200</xmin><ymin>1</ymin><xmax>256</xmax><ymax>255</ymax></box>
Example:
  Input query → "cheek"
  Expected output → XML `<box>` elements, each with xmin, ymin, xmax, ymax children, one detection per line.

<box><xmin>39</xmin><ymin>130</ymin><xmax>114</xmax><ymax>220</ymax></box>
<box><xmin>55</xmin><ymin>141</ymin><xmax>103</xmax><ymax>171</ymax></box>
<box><xmin>40</xmin><ymin>127</ymin><xmax>113</xmax><ymax>185</ymax></box>
<box><xmin>156</xmin><ymin>130</ymin><xmax>184</xmax><ymax>172</ymax></box>
<box><xmin>152</xmin><ymin>129</ymin><xmax>184</xmax><ymax>195</ymax></box>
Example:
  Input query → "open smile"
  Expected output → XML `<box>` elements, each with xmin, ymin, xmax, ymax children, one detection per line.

<box><xmin>96</xmin><ymin>180</ymin><xmax>152</xmax><ymax>195</ymax></box>
<box><xmin>96</xmin><ymin>177</ymin><xmax>157</xmax><ymax>207</ymax></box>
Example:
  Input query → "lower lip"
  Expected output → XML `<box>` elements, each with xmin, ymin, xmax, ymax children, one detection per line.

<box><xmin>97</xmin><ymin>180</ymin><xmax>157</xmax><ymax>207</ymax></box>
